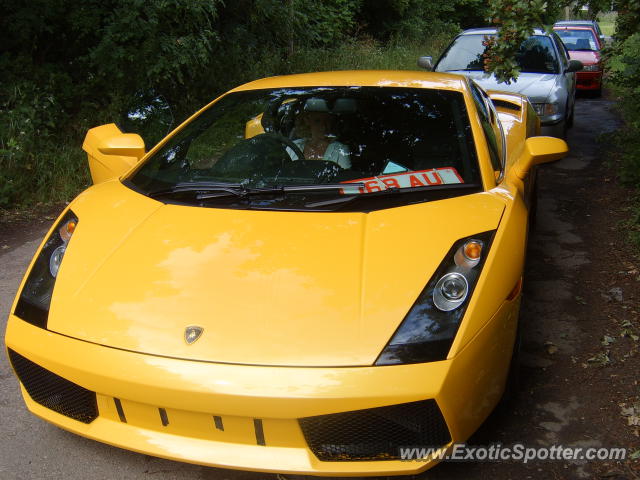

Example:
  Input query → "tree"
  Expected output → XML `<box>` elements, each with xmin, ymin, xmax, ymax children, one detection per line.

<box><xmin>484</xmin><ymin>0</ymin><xmax>614</xmax><ymax>83</ymax></box>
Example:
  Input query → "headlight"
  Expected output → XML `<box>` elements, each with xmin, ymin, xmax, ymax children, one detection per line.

<box><xmin>582</xmin><ymin>64</ymin><xmax>600</xmax><ymax>72</ymax></box>
<box><xmin>14</xmin><ymin>210</ymin><xmax>78</xmax><ymax>328</ymax></box>
<box><xmin>533</xmin><ymin>102</ymin><xmax>560</xmax><ymax>117</ymax></box>
<box><xmin>375</xmin><ymin>231</ymin><xmax>495</xmax><ymax>365</ymax></box>
<box><xmin>433</xmin><ymin>272</ymin><xmax>469</xmax><ymax>311</ymax></box>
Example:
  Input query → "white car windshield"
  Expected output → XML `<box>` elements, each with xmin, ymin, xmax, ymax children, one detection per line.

<box><xmin>436</xmin><ymin>34</ymin><xmax>559</xmax><ymax>74</ymax></box>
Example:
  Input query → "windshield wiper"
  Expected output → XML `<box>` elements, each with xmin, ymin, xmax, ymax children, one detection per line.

<box><xmin>304</xmin><ymin>186</ymin><xmax>404</xmax><ymax>208</ymax></box>
<box><xmin>148</xmin><ymin>182</ymin><xmax>243</xmax><ymax>198</ymax></box>
<box><xmin>149</xmin><ymin>182</ymin><xmax>364</xmax><ymax>201</ymax></box>
<box><xmin>195</xmin><ymin>183</ymin><xmax>365</xmax><ymax>200</ymax></box>
<box><xmin>304</xmin><ymin>183</ymin><xmax>482</xmax><ymax>209</ymax></box>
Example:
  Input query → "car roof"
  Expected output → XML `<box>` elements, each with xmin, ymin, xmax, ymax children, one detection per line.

<box><xmin>554</xmin><ymin>25</ymin><xmax>596</xmax><ymax>30</ymax></box>
<box><xmin>460</xmin><ymin>27</ymin><xmax>548</xmax><ymax>36</ymax></box>
<box><xmin>554</xmin><ymin>20</ymin><xmax>598</xmax><ymax>25</ymax></box>
<box><xmin>230</xmin><ymin>70</ymin><xmax>469</xmax><ymax>93</ymax></box>
<box><xmin>555</xmin><ymin>19</ymin><xmax>602</xmax><ymax>36</ymax></box>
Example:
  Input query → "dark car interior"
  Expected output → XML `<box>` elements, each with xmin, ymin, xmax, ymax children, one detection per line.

<box><xmin>254</xmin><ymin>90</ymin><xmax>478</xmax><ymax>184</ymax></box>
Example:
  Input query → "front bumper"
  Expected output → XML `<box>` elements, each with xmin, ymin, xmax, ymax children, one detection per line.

<box><xmin>5</xmin><ymin>297</ymin><xmax>518</xmax><ymax>476</ymax></box>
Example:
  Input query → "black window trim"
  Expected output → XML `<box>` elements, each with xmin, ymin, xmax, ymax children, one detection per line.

<box><xmin>468</xmin><ymin>80</ymin><xmax>506</xmax><ymax>183</ymax></box>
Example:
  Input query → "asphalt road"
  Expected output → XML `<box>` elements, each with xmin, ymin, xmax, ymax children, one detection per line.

<box><xmin>1</xmin><ymin>94</ymin><xmax>636</xmax><ymax>480</ymax></box>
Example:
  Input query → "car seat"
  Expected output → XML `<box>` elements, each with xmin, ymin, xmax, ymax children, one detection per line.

<box><xmin>576</xmin><ymin>38</ymin><xmax>590</xmax><ymax>50</ymax></box>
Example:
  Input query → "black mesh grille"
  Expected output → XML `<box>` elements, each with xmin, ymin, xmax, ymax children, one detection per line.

<box><xmin>8</xmin><ymin>349</ymin><xmax>98</xmax><ymax>424</ymax></box>
<box><xmin>299</xmin><ymin>399</ymin><xmax>450</xmax><ymax>461</ymax></box>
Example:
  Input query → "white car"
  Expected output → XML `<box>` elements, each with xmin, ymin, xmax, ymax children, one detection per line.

<box><xmin>421</xmin><ymin>28</ymin><xmax>582</xmax><ymax>138</ymax></box>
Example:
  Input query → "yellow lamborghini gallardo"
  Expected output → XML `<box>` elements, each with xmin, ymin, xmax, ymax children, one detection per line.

<box><xmin>5</xmin><ymin>71</ymin><xmax>567</xmax><ymax>476</ymax></box>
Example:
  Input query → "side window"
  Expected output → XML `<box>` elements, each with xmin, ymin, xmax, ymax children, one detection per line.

<box><xmin>482</xmin><ymin>90</ymin><xmax>505</xmax><ymax>165</ymax></box>
<box><xmin>470</xmin><ymin>82</ymin><xmax>503</xmax><ymax>174</ymax></box>
<box><xmin>595</xmin><ymin>22</ymin><xmax>603</xmax><ymax>37</ymax></box>
<box><xmin>552</xmin><ymin>33</ymin><xmax>569</xmax><ymax>70</ymax></box>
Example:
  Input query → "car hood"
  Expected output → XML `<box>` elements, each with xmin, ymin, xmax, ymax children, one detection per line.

<box><xmin>49</xmin><ymin>181</ymin><xmax>505</xmax><ymax>367</ymax></box>
<box><xmin>449</xmin><ymin>71</ymin><xmax>556</xmax><ymax>103</ymax></box>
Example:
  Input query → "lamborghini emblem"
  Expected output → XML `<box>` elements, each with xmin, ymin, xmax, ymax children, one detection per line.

<box><xmin>184</xmin><ymin>326</ymin><xmax>204</xmax><ymax>345</ymax></box>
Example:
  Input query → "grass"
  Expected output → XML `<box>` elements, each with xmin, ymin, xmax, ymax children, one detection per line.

<box><xmin>597</xmin><ymin>11</ymin><xmax>617</xmax><ymax>36</ymax></box>
<box><xmin>0</xmin><ymin>135</ymin><xmax>90</xmax><ymax>210</ymax></box>
<box><xmin>283</xmin><ymin>36</ymin><xmax>455</xmax><ymax>73</ymax></box>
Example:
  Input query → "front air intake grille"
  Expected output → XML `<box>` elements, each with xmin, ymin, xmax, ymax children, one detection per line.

<box><xmin>8</xmin><ymin>349</ymin><xmax>98</xmax><ymax>424</ymax></box>
<box><xmin>299</xmin><ymin>399</ymin><xmax>450</xmax><ymax>461</ymax></box>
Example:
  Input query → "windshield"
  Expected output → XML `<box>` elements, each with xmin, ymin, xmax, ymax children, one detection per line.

<box><xmin>554</xmin><ymin>28</ymin><xmax>599</xmax><ymax>51</ymax></box>
<box><xmin>126</xmin><ymin>86</ymin><xmax>482</xmax><ymax>211</ymax></box>
<box><xmin>436</xmin><ymin>34</ymin><xmax>559</xmax><ymax>74</ymax></box>
<box><xmin>556</xmin><ymin>21</ymin><xmax>602</xmax><ymax>36</ymax></box>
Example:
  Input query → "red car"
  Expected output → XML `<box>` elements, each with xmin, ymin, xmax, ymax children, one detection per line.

<box><xmin>553</xmin><ymin>26</ymin><xmax>603</xmax><ymax>95</ymax></box>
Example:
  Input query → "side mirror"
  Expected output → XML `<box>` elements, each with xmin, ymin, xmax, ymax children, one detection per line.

<box><xmin>97</xmin><ymin>133</ymin><xmax>146</xmax><ymax>158</ymax></box>
<box><xmin>566</xmin><ymin>59</ymin><xmax>583</xmax><ymax>73</ymax></box>
<box><xmin>417</xmin><ymin>56</ymin><xmax>434</xmax><ymax>71</ymax></box>
<box><xmin>513</xmin><ymin>136</ymin><xmax>568</xmax><ymax>180</ymax></box>
<box><xmin>83</xmin><ymin>124</ymin><xmax>146</xmax><ymax>184</ymax></box>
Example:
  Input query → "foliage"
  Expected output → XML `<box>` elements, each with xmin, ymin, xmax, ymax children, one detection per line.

<box><xmin>604</xmin><ymin>3</ymin><xmax>640</xmax><ymax>248</ymax></box>
<box><xmin>0</xmin><ymin>0</ymin><xmax>224</xmax><ymax>207</ymax></box>
<box><xmin>608</xmin><ymin>33</ymin><xmax>640</xmax><ymax>132</ymax></box>
<box><xmin>1</xmin><ymin>0</ymin><xmax>222</xmax><ymax>111</ymax></box>
<box><xmin>614</xmin><ymin>0</ymin><xmax>640</xmax><ymax>41</ymax></box>
<box><xmin>482</xmin><ymin>0</ymin><xmax>549</xmax><ymax>84</ymax></box>
<box><xmin>483</xmin><ymin>0</ymin><xmax>613</xmax><ymax>83</ymax></box>
<box><xmin>357</xmin><ymin>0</ymin><xmax>484</xmax><ymax>41</ymax></box>
<box><xmin>608</xmin><ymin>33</ymin><xmax>640</xmax><ymax>187</ymax></box>
<box><xmin>300</xmin><ymin>0</ymin><xmax>361</xmax><ymax>46</ymax></box>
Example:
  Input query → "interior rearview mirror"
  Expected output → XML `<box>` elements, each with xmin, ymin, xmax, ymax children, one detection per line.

<box><xmin>417</xmin><ymin>56</ymin><xmax>434</xmax><ymax>71</ymax></box>
<box><xmin>513</xmin><ymin>136</ymin><xmax>568</xmax><ymax>180</ymax></box>
<box><xmin>83</xmin><ymin>124</ymin><xmax>146</xmax><ymax>184</ymax></box>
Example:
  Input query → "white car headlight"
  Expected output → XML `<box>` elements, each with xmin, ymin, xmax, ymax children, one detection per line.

<box><xmin>533</xmin><ymin>102</ymin><xmax>560</xmax><ymax>117</ymax></box>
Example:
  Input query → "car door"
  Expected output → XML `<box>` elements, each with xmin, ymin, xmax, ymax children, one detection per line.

<box><xmin>551</xmin><ymin>32</ymin><xmax>576</xmax><ymax>122</ymax></box>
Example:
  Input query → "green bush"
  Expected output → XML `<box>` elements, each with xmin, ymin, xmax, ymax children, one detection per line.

<box><xmin>607</xmin><ymin>33</ymin><xmax>640</xmax><ymax>187</ymax></box>
<box><xmin>605</xmin><ymin>29</ymin><xmax>640</xmax><ymax>248</ymax></box>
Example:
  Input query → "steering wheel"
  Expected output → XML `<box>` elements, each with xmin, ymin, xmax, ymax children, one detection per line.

<box><xmin>255</xmin><ymin>133</ymin><xmax>304</xmax><ymax>162</ymax></box>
